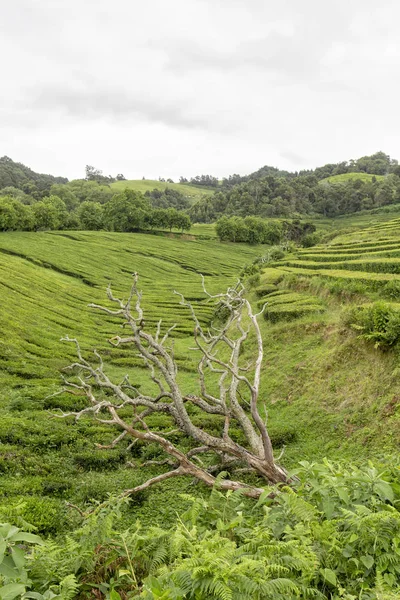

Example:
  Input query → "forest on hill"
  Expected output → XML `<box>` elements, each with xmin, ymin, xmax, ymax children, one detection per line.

<box><xmin>2</xmin><ymin>152</ymin><xmax>400</xmax><ymax>236</ymax></box>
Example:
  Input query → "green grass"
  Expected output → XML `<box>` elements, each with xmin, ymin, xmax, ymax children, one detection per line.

<box><xmin>320</xmin><ymin>172</ymin><xmax>385</xmax><ymax>184</ymax></box>
<box><xmin>110</xmin><ymin>179</ymin><xmax>215</xmax><ymax>201</ymax></box>
<box><xmin>189</xmin><ymin>223</ymin><xmax>217</xmax><ymax>238</ymax></box>
<box><xmin>2</xmin><ymin>215</ymin><xmax>400</xmax><ymax>533</ymax></box>
<box><xmin>0</xmin><ymin>230</ymin><xmax>265</xmax><ymax>530</ymax></box>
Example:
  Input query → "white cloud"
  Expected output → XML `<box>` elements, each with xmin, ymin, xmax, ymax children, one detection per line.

<box><xmin>1</xmin><ymin>0</ymin><xmax>399</xmax><ymax>180</ymax></box>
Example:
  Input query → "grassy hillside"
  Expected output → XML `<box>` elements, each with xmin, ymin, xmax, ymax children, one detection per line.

<box><xmin>0</xmin><ymin>231</ymin><xmax>261</xmax><ymax>530</ymax></box>
<box><xmin>254</xmin><ymin>216</ymin><xmax>400</xmax><ymax>464</ymax></box>
<box><xmin>311</xmin><ymin>205</ymin><xmax>400</xmax><ymax>233</ymax></box>
<box><xmin>320</xmin><ymin>172</ymin><xmax>385</xmax><ymax>184</ymax></box>
<box><xmin>110</xmin><ymin>179</ymin><xmax>215</xmax><ymax>201</ymax></box>
<box><xmin>1</xmin><ymin>218</ymin><xmax>400</xmax><ymax>534</ymax></box>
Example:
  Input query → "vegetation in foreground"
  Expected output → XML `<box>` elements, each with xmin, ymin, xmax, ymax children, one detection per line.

<box><xmin>1</xmin><ymin>460</ymin><xmax>399</xmax><ymax>599</ymax></box>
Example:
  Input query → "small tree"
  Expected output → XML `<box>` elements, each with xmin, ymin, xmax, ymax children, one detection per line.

<box><xmin>59</xmin><ymin>275</ymin><xmax>287</xmax><ymax>497</ymax></box>
<box><xmin>77</xmin><ymin>201</ymin><xmax>104</xmax><ymax>230</ymax></box>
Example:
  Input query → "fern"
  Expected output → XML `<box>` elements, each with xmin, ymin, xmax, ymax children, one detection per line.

<box><xmin>58</xmin><ymin>574</ymin><xmax>79</xmax><ymax>600</ymax></box>
<box><xmin>13</xmin><ymin>459</ymin><xmax>400</xmax><ymax>599</ymax></box>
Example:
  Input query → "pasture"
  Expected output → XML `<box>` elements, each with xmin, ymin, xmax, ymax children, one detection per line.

<box><xmin>110</xmin><ymin>179</ymin><xmax>215</xmax><ymax>201</ymax></box>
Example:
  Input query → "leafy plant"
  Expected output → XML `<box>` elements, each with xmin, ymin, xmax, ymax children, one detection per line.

<box><xmin>344</xmin><ymin>302</ymin><xmax>400</xmax><ymax>348</ymax></box>
<box><xmin>0</xmin><ymin>523</ymin><xmax>77</xmax><ymax>600</ymax></box>
<box><xmin>11</xmin><ymin>460</ymin><xmax>397</xmax><ymax>598</ymax></box>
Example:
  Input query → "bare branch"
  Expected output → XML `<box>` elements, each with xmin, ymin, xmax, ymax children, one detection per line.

<box><xmin>60</xmin><ymin>275</ymin><xmax>288</xmax><ymax>499</ymax></box>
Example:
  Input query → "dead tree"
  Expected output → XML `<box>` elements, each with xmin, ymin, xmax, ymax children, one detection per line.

<box><xmin>58</xmin><ymin>274</ymin><xmax>288</xmax><ymax>499</ymax></box>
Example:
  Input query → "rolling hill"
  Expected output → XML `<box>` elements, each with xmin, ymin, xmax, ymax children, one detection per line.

<box><xmin>110</xmin><ymin>179</ymin><xmax>215</xmax><ymax>201</ymax></box>
<box><xmin>0</xmin><ymin>218</ymin><xmax>400</xmax><ymax>534</ymax></box>
<box><xmin>0</xmin><ymin>231</ymin><xmax>261</xmax><ymax>530</ymax></box>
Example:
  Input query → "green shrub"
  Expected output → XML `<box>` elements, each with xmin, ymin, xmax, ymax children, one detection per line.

<box><xmin>265</xmin><ymin>303</ymin><xmax>325</xmax><ymax>323</ymax></box>
<box><xmin>245</xmin><ymin>272</ymin><xmax>260</xmax><ymax>288</ymax></box>
<box><xmin>42</xmin><ymin>478</ymin><xmax>73</xmax><ymax>498</ymax></box>
<box><xmin>73</xmin><ymin>449</ymin><xmax>127</xmax><ymax>471</ymax></box>
<box><xmin>344</xmin><ymin>301</ymin><xmax>400</xmax><ymax>348</ymax></box>
<box><xmin>254</xmin><ymin>283</ymin><xmax>277</xmax><ymax>297</ymax></box>
<box><xmin>268</xmin><ymin>247</ymin><xmax>285</xmax><ymax>260</ymax></box>
<box><xmin>302</xmin><ymin>232</ymin><xmax>322</xmax><ymax>247</ymax></box>
<box><xmin>383</xmin><ymin>279</ymin><xmax>400</xmax><ymax>300</ymax></box>
<box><xmin>2</xmin><ymin>497</ymin><xmax>66</xmax><ymax>535</ymax></box>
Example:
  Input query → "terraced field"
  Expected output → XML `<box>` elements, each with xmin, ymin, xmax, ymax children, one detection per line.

<box><xmin>2</xmin><ymin>219</ymin><xmax>400</xmax><ymax>534</ymax></box>
<box><xmin>266</xmin><ymin>217</ymin><xmax>400</xmax><ymax>296</ymax></box>
<box><xmin>245</xmin><ymin>217</ymin><xmax>400</xmax><ymax>479</ymax></box>
<box><xmin>0</xmin><ymin>231</ymin><xmax>262</xmax><ymax>530</ymax></box>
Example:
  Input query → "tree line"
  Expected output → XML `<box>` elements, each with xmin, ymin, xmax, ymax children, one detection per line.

<box><xmin>215</xmin><ymin>215</ymin><xmax>316</xmax><ymax>245</ymax></box>
<box><xmin>190</xmin><ymin>171</ymin><xmax>400</xmax><ymax>221</ymax></box>
<box><xmin>0</xmin><ymin>189</ymin><xmax>191</xmax><ymax>233</ymax></box>
<box><xmin>221</xmin><ymin>151</ymin><xmax>400</xmax><ymax>187</ymax></box>
<box><xmin>4</xmin><ymin>152</ymin><xmax>400</xmax><ymax>225</ymax></box>
<box><xmin>179</xmin><ymin>174</ymin><xmax>219</xmax><ymax>187</ymax></box>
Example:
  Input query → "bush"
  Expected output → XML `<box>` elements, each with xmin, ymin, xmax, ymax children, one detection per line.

<box><xmin>3</xmin><ymin>497</ymin><xmax>66</xmax><ymax>534</ymax></box>
<box><xmin>383</xmin><ymin>279</ymin><xmax>400</xmax><ymax>300</ymax></box>
<box><xmin>216</xmin><ymin>215</ymin><xmax>283</xmax><ymax>244</ymax></box>
<box><xmin>245</xmin><ymin>273</ymin><xmax>260</xmax><ymax>288</ymax></box>
<box><xmin>264</xmin><ymin>303</ymin><xmax>325</xmax><ymax>323</ymax></box>
<box><xmin>301</xmin><ymin>232</ymin><xmax>322</xmax><ymax>247</ymax></box>
<box><xmin>42</xmin><ymin>478</ymin><xmax>73</xmax><ymax>498</ymax></box>
<box><xmin>254</xmin><ymin>283</ymin><xmax>278</xmax><ymax>297</ymax></box>
<box><xmin>269</xmin><ymin>248</ymin><xmax>285</xmax><ymax>260</ymax></box>
<box><xmin>344</xmin><ymin>301</ymin><xmax>400</xmax><ymax>348</ymax></box>
<box><xmin>73</xmin><ymin>449</ymin><xmax>127</xmax><ymax>471</ymax></box>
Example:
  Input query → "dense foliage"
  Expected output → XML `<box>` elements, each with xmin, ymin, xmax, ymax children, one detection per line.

<box><xmin>222</xmin><ymin>151</ymin><xmax>399</xmax><ymax>186</ymax></box>
<box><xmin>0</xmin><ymin>159</ymin><xmax>196</xmax><ymax>233</ymax></box>
<box><xmin>187</xmin><ymin>153</ymin><xmax>400</xmax><ymax>221</ymax></box>
<box><xmin>215</xmin><ymin>216</ymin><xmax>316</xmax><ymax>245</ymax></box>
<box><xmin>0</xmin><ymin>189</ymin><xmax>191</xmax><ymax>233</ymax></box>
<box><xmin>0</xmin><ymin>157</ymin><xmax>67</xmax><ymax>198</ymax></box>
<box><xmin>179</xmin><ymin>175</ymin><xmax>219</xmax><ymax>187</ymax></box>
<box><xmin>1</xmin><ymin>461</ymin><xmax>399</xmax><ymax>599</ymax></box>
<box><xmin>344</xmin><ymin>302</ymin><xmax>400</xmax><ymax>349</ymax></box>
<box><xmin>190</xmin><ymin>173</ymin><xmax>400</xmax><ymax>221</ymax></box>
<box><xmin>144</xmin><ymin>188</ymin><xmax>190</xmax><ymax>211</ymax></box>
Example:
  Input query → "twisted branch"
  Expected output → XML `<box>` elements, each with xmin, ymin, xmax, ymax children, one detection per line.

<box><xmin>59</xmin><ymin>274</ymin><xmax>287</xmax><ymax>499</ymax></box>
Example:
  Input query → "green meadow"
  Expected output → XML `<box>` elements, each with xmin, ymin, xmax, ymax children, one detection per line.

<box><xmin>320</xmin><ymin>172</ymin><xmax>385</xmax><ymax>184</ymax></box>
<box><xmin>110</xmin><ymin>179</ymin><xmax>215</xmax><ymax>201</ymax></box>
<box><xmin>1</xmin><ymin>216</ymin><xmax>400</xmax><ymax>536</ymax></box>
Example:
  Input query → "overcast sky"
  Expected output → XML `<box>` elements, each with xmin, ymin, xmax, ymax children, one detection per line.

<box><xmin>1</xmin><ymin>0</ymin><xmax>399</xmax><ymax>180</ymax></box>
